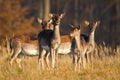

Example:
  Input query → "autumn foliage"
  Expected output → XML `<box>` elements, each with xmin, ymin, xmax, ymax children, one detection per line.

<box><xmin>0</xmin><ymin>0</ymin><xmax>37</xmax><ymax>36</ymax></box>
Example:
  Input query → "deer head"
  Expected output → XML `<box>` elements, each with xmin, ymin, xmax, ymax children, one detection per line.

<box><xmin>38</xmin><ymin>18</ymin><xmax>53</xmax><ymax>30</ymax></box>
<box><xmin>49</xmin><ymin>13</ymin><xmax>65</xmax><ymax>25</ymax></box>
<box><xmin>84</xmin><ymin>20</ymin><xmax>100</xmax><ymax>32</ymax></box>
<box><xmin>70</xmin><ymin>25</ymin><xmax>81</xmax><ymax>37</ymax></box>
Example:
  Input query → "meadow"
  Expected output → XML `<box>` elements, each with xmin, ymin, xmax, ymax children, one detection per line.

<box><xmin>0</xmin><ymin>40</ymin><xmax>120</xmax><ymax>80</ymax></box>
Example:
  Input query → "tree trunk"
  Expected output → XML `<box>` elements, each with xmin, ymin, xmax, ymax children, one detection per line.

<box><xmin>39</xmin><ymin>0</ymin><xmax>50</xmax><ymax>20</ymax></box>
<box><xmin>39</xmin><ymin>0</ymin><xmax>44</xmax><ymax>19</ymax></box>
<box><xmin>74</xmin><ymin>0</ymin><xmax>78</xmax><ymax>25</ymax></box>
<box><xmin>44</xmin><ymin>0</ymin><xmax>50</xmax><ymax>20</ymax></box>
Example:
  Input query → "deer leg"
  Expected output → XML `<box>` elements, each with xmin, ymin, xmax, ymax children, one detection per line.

<box><xmin>45</xmin><ymin>51</ymin><xmax>50</xmax><ymax>69</ymax></box>
<box><xmin>91</xmin><ymin>51</ymin><xmax>94</xmax><ymax>69</ymax></box>
<box><xmin>10</xmin><ymin>47</ymin><xmax>21</xmax><ymax>66</ymax></box>
<box><xmin>87</xmin><ymin>45</ymin><xmax>94</xmax><ymax>64</ymax></box>
<box><xmin>82</xmin><ymin>49</ymin><xmax>87</xmax><ymax>69</ymax></box>
<box><xmin>72</xmin><ymin>50</ymin><xmax>75</xmax><ymax>64</ymax></box>
<box><xmin>38</xmin><ymin>49</ymin><xmax>46</xmax><ymax>70</ymax></box>
<box><xmin>74</xmin><ymin>53</ymin><xmax>78</xmax><ymax>71</ymax></box>
<box><xmin>78</xmin><ymin>56</ymin><xmax>81</xmax><ymax>70</ymax></box>
<box><xmin>16</xmin><ymin>53</ymin><xmax>24</xmax><ymax>68</ymax></box>
<box><xmin>51</xmin><ymin>48</ymin><xmax>56</xmax><ymax>68</ymax></box>
<box><xmin>16</xmin><ymin>58</ymin><xmax>22</xmax><ymax>68</ymax></box>
<box><xmin>82</xmin><ymin>53</ymin><xmax>86</xmax><ymax>69</ymax></box>
<box><xmin>55</xmin><ymin>49</ymin><xmax>58</xmax><ymax>65</ymax></box>
<box><xmin>86</xmin><ymin>51</ymin><xmax>90</xmax><ymax>63</ymax></box>
<box><xmin>53</xmin><ymin>49</ymin><xmax>56</xmax><ymax>68</ymax></box>
<box><xmin>11</xmin><ymin>48</ymin><xmax>14</xmax><ymax>56</ymax></box>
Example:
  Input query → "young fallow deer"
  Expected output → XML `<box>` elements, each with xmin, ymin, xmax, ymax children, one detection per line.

<box><xmin>10</xmin><ymin>19</ymin><xmax>52</xmax><ymax>68</ymax></box>
<box><xmin>70</xmin><ymin>25</ymin><xmax>87</xmax><ymax>71</ymax></box>
<box><xmin>38</xmin><ymin>13</ymin><xmax>65</xmax><ymax>69</ymax></box>
<box><xmin>83</xmin><ymin>21</ymin><xmax>100</xmax><ymax>64</ymax></box>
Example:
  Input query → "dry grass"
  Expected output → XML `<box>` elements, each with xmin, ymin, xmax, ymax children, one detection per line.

<box><xmin>0</xmin><ymin>42</ymin><xmax>120</xmax><ymax>80</ymax></box>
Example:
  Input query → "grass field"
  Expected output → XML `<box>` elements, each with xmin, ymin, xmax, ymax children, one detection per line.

<box><xmin>0</xmin><ymin>43</ymin><xmax>120</xmax><ymax>80</ymax></box>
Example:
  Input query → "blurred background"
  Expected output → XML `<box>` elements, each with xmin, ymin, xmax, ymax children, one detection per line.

<box><xmin>0</xmin><ymin>0</ymin><xmax>120</xmax><ymax>49</ymax></box>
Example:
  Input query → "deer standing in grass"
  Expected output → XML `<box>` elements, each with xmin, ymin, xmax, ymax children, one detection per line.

<box><xmin>10</xmin><ymin>19</ymin><xmax>52</xmax><ymax>68</ymax></box>
<box><xmin>38</xmin><ymin>13</ymin><xmax>64</xmax><ymax>69</ymax></box>
<box><xmin>83</xmin><ymin>21</ymin><xmax>100</xmax><ymax>64</ymax></box>
<box><xmin>10</xmin><ymin>16</ymin><xmax>72</xmax><ymax>68</ymax></box>
<box><xmin>70</xmin><ymin>25</ymin><xmax>87</xmax><ymax>71</ymax></box>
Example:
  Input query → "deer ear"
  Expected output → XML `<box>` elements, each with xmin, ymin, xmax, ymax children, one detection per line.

<box><xmin>69</xmin><ymin>24</ymin><xmax>74</xmax><ymax>28</ymax></box>
<box><xmin>49</xmin><ymin>13</ymin><xmax>53</xmax><ymax>18</ymax></box>
<box><xmin>84</xmin><ymin>20</ymin><xmax>89</xmax><ymax>26</ymax></box>
<box><xmin>48</xmin><ymin>19</ymin><xmax>52</xmax><ymax>24</ymax></box>
<box><xmin>94</xmin><ymin>21</ymin><xmax>100</xmax><ymax>27</ymax></box>
<box><xmin>38</xmin><ymin>18</ymin><xmax>42</xmax><ymax>23</ymax></box>
<box><xmin>60</xmin><ymin>13</ymin><xmax>65</xmax><ymax>18</ymax></box>
<box><xmin>96</xmin><ymin>21</ymin><xmax>100</xmax><ymax>25</ymax></box>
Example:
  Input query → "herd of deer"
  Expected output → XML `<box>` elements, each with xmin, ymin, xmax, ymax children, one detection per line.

<box><xmin>9</xmin><ymin>13</ymin><xmax>100</xmax><ymax>71</ymax></box>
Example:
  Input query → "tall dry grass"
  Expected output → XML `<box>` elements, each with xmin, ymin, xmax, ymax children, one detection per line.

<box><xmin>0</xmin><ymin>39</ymin><xmax>120</xmax><ymax>80</ymax></box>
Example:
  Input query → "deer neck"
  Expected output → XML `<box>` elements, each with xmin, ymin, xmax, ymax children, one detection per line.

<box><xmin>53</xmin><ymin>24</ymin><xmax>61</xmax><ymax>43</ymax></box>
<box><xmin>74</xmin><ymin>35</ymin><xmax>81</xmax><ymax>49</ymax></box>
<box><xmin>89</xmin><ymin>31</ymin><xmax>95</xmax><ymax>44</ymax></box>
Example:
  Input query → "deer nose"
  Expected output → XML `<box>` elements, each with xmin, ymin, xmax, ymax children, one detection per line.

<box><xmin>56</xmin><ymin>21</ymin><xmax>60</xmax><ymax>24</ymax></box>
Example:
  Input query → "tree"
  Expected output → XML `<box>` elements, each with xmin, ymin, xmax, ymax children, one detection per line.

<box><xmin>39</xmin><ymin>0</ymin><xmax>50</xmax><ymax>20</ymax></box>
<box><xmin>0</xmin><ymin>0</ymin><xmax>36</xmax><ymax>36</ymax></box>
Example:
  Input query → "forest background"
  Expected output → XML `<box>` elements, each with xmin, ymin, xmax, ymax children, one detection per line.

<box><xmin>0</xmin><ymin>0</ymin><xmax>120</xmax><ymax>49</ymax></box>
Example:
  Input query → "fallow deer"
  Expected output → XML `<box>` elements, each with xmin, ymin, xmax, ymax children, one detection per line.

<box><xmin>10</xmin><ymin>19</ymin><xmax>52</xmax><ymax>68</ymax></box>
<box><xmin>70</xmin><ymin>25</ymin><xmax>87</xmax><ymax>71</ymax></box>
<box><xmin>10</xmin><ymin>17</ymin><xmax>72</xmax><ymax>68</ymax></box>
<box><xmin>58</xmin><ymin>35</ymin><xmax>72</xmax><ymax>54</ymax></box>
<box><xmin>38</xmin><ymin>13</ymin><xmax>65</xmax><ymax>69</ymax></box>
<box><xmin>83</xmin><ymin>21</ymin><xmax>100</xmax><ymax>64</ymax></box>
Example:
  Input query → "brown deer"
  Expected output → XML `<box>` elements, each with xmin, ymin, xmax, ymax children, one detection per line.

<box><xmin>70</xmin><ymin>25</ymin><xmax>87</xmax><ymax>71</ymax></box>
<box><xmin>58</xmin><ymin>35</ymin><xmax>72</xmax><ymax>54</ymax></box>
<box><xmin>10</xmin><ymin>19</ymin><xmax>52</xmax><ymax>68</ymax></box>
<box><xmin>83</xmin><ymin>21</ymin><xmax>100</xmax><ymax>64</ymax></box>
<box><xmin>38</xmin><ymin>13</ymin><xmax>65</xmax><ymax>69</ymax></box>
